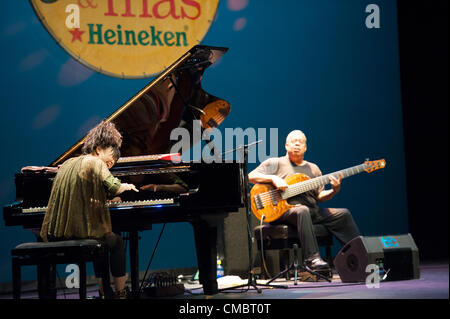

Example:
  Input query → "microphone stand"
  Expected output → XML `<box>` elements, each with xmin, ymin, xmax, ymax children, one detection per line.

<box><xmin>218</xmin><ymin>141</ymin><xmax>288</xmax><ymax>293</ymax></box>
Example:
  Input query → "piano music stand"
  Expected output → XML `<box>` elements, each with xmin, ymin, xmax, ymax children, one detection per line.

<box><xmin>218</xmin><ymin>142</ymin><xmax>288</xmax><ymax>293</ymax></box>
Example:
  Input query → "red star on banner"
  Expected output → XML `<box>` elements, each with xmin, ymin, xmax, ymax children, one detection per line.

<box><xmin>69</xmin><ymin>28</ymin><xmax>85</xmax><ymax>43</ymax></box>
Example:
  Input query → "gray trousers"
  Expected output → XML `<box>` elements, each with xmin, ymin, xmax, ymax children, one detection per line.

<box><xmin>271</xmin><ymin>206</ymin><xmax>360</xmax><ymax>260</ymax></box>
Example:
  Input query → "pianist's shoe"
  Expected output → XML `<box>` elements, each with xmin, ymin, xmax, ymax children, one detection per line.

<box><xmin>114</xmin><ymin>287</ymin><xmax>131</xmax><ymax>299</ymax></box>
<box><xmin>303</xmin><ymin>254</ymin><xmax>332</xmax><ymax>280</ymax></box>
<box><xmin>304</xmin><ymin>254</ymin><xmax>330</xmax><ymax>271</ymax></box>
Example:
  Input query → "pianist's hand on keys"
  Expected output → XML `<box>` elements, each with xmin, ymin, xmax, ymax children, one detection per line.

<box><xmin>117</xmin><ymin>183</ymin><xmax>139</xmax><ymax>194</ymax></box>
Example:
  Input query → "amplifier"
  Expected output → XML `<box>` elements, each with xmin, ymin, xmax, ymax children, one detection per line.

<box><xmin>334</xmin><ymin>234</ymin><xmax>420</xmax><ymax>282</ymax></box>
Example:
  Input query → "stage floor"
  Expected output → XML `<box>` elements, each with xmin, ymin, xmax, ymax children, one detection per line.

<box><xmin>181</xmin><ymin>262</ymin><xmax>448</xmax><ymax>299</ymax></box>
<box><xmin>1</xmin><ymin>262</ymin><xmax>448</xmax><ymax>300</ymax></box>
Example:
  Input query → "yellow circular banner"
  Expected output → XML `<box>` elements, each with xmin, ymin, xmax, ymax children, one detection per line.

<box><xmin>30</xmin><ymin>0</ymin><xmax>219</xmax><ymax>78</ymax></box>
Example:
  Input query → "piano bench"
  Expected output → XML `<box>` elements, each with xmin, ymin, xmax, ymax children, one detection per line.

<box><xmin>253</xmin><ymin>224</ymin><xmax>333</xmax><ymax>278</ymax></box>
<box><xmin>11</xmin><ymin>239</ymin><xmax>109</xmax><ymax>299</ymax></box>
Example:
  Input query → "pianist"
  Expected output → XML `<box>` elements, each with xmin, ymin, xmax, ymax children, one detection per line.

<box><xmin>40</xmin><ymin>121</ymin><xmax>138</xmax><ymax>299</ymax></box>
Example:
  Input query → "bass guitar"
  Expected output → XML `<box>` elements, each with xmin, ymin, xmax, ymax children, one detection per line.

<box><xmin>250</xmin><ymin>159</ymin><xmax>386</xmax><ymax>222</ymax></box>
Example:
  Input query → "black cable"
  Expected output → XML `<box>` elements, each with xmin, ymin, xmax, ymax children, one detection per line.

<box><xmin>138</xmin><ymin>223</ymin><xmax>166</xmax><ymax>294</ymax></box>
<box><xmin>276</xmin><ymin>281</ymin><xmax>368</xmax><ymax>290</ymax></box>
<box><xmin>190</xmin><ymin>277</ymin><xmax>385</xmax><ymax>294</ymax></box>
<box><xmin>259</xmin><ymin>215</ymin><xmax>272</xmax><ymax>278</ymax></box>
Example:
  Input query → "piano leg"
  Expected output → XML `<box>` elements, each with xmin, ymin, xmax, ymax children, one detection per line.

<box><xmin>32</xmin><ymin>230</ymin><xmax>57</xmax><ymax>299</ymax></box>
<box><xmin>128</xmin><ymin>230</ymin><xmax>140</xmax><ymax>298</ymax></box>
<box><xmin>37</xmin><ymin>263</ymin><xmax>57</xmax><ymax>299</ymax></box>
<box><xmin>191</xmin><ymin>218</ymin><xmax>221</xmax><ymax>295</ymax></box>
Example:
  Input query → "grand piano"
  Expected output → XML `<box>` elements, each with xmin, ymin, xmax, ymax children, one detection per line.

<box><xmin>3</xmin><ymin>45</ymin><xmax>245</xmax><ymax>296</ymax></box>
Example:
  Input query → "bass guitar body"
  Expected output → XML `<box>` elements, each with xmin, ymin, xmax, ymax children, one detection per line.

<box><xmin>250</xmin><ymin>173</ymin><xmax>310</xmax><ymax>223</ymax></box>
<box><xmin>250</xmin><ymin>158</ymin><xmax>386</xmax><ymax>223</ymax></box>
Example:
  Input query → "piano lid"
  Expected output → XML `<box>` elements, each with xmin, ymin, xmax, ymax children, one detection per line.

<box><xmin>50</xmin><ymin>45</ymin><xmax>230</xmax><ymax>167</ymax></box>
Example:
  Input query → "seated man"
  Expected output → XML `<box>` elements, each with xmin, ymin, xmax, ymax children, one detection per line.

<box><xmin>248</xmin><ymin>130</ymin><xmax>360</xmax><ymax>272</ymax></box>
<box><xmin>40</xmin><ymin>121</ymin><xmax>138</xmax><ymax>299</ymax></box>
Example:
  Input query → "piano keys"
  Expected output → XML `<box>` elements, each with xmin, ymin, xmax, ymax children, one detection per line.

<box><xmin>3</xmin><ymin>45</ymin><xmax>245</xmax><ymax>296</ymax></box>
<box><xmin>21</xmin><ymin>198</ymin><xmax>176</xmax><ymax>214</ymax></box>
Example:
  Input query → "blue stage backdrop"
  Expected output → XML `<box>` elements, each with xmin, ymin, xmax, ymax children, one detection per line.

<box><xmin>0</xmin><ymin>0</ymin><xmax>407</xmax><ymax>283</ymax></box>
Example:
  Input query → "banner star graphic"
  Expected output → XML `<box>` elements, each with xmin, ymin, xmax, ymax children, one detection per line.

<box><xmin>69</xmin><ymin>28</ymin><xmax>85</xmax><ymax>42</ymax></box>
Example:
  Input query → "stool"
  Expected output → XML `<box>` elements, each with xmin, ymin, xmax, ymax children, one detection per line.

<box><xmin>11</xmin><ymin>239</ymin><xmax>110</xmax><ymax>299</ymax></box>
<box><xmin>254</xmin><ymin>224</ymin><xmax>333</xmax><ymax>279</ymax></box>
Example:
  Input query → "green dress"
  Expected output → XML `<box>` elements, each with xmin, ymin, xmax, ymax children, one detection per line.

<box><xmin>40</xmin><ymin>155</ymin><xmax>121</xmax><ymax>241</ymax></box>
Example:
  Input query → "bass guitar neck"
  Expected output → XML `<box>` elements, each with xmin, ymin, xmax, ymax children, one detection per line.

<box><xmin>250</xmin><ymin>159</ymin><xmax>386</xmax><ymax>222</ymax></box>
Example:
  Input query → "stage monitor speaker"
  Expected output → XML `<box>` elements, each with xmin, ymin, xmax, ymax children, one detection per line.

<box><xmin>334</xmin><ymin>234</ymin><xmax>420</xmax><ymax>282</ymax></box>
<box><xmin>219</xmin><ymin>207</ymin><xmax>251</xmax><ymax>278</ymax></box>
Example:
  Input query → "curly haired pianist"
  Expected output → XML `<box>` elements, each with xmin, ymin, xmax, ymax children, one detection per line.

<box><xmin>40</xmin><ymin>121</ymin><xmax>138</xmax><ymax>299</ymax></box>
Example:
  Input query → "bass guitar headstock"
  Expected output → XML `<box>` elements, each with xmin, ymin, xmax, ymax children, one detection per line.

<box><xmin>364</xmin><ymin>159</ymin><xmax>386</xmax><ymax>173</ymax></box>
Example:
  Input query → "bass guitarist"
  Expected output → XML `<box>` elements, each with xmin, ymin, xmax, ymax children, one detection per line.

<box><xmin>248</xmin><ymin>130</ymin><xmax>361</xmax><ymax>274</ymax></box>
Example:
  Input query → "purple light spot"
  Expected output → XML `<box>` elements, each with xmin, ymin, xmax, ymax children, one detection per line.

<box><xmin>227</xmin><ymin>0</ymin><xmax>249</xmax><ymax>11</ymax></box>
<box><xmin>233</xmin><ymin>17</ymin><xmax>247</xmax><ymax>31</ymax></box>
<box><xmin>32</xmin><ymin>104</ymin><xmax>61</xmax><ymax>130</ymax></box>
<box><xmin>2</xmin><ymin>21</ymin><xmax>27</xmax><ymax>37</ymax></box>
<box><xmin>77</xmin><ymin>116</ymin><xmax>102</xmax><ymax>138</ymax></box>
<box><xmin>58</xmin><ymin>58</ymin><xmax>94</xmax><ymax>87</ymax></box>
<box><xmin>19</xmin><ymin>49</ymin><xmax>48</xmax><ymax>71</ymax></box>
